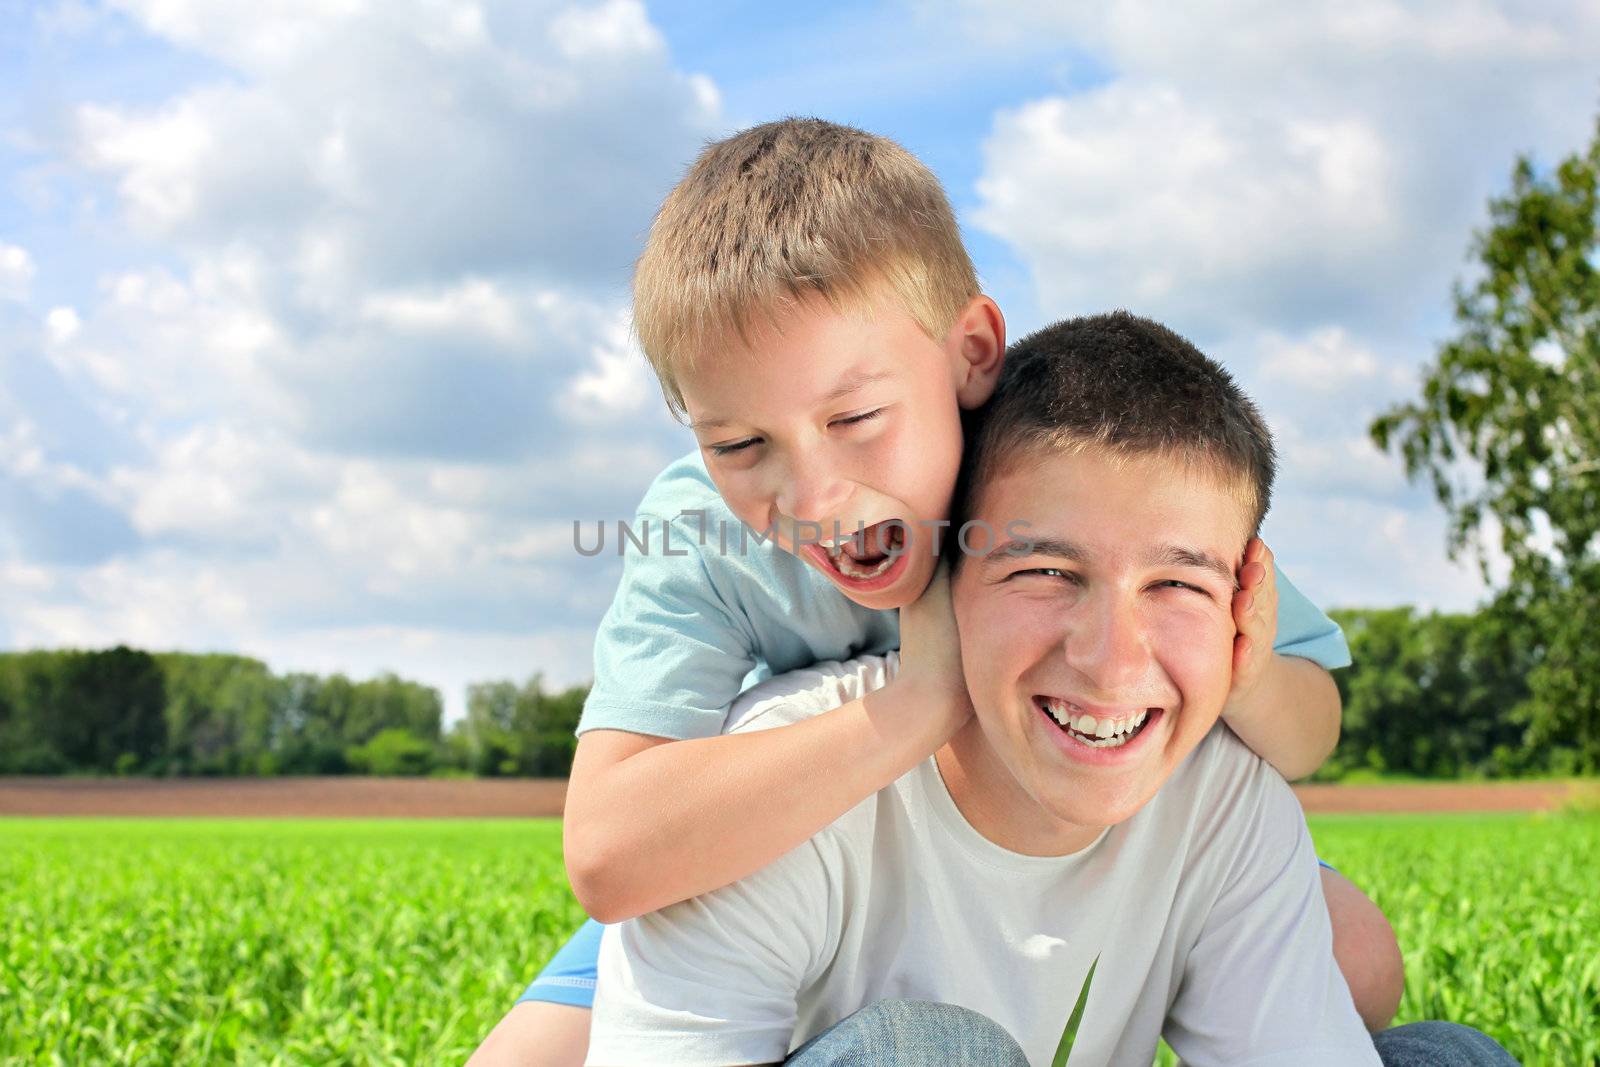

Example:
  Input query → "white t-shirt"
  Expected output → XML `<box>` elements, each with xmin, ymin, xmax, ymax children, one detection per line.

<box><xmin>587</xmin><ymin>653</ymin><xmax>1377</xmax><ymax>1067</ymax></box>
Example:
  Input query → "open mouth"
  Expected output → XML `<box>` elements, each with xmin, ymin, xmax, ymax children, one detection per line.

<box><xmin>803</xmin><ymin>519</ymin><xmax>913</xmax><ymax>590</ymax></box>
<box><xmin>1036</xmin><ymin>697</ymin><xmax>1160</xmax><ymax>750</ymax></box>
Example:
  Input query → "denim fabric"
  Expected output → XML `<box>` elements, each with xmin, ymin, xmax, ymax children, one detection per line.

<box><xmin>1374</xmin><ymin>1021</ymin><xmax>1521</xmax><ymax>1066</ymax></box>
<box><xmin>783</xmin><ymin>1001</ymin><xmax>1518</xmax><ymax>1067</ymax></box>
<box><xmin>784</xmin><ymin>999</ymin><xmax>1029</xmax><ymax>1066</ymax></box>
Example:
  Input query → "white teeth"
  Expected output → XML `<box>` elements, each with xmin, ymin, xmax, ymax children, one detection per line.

<box><xmin>834</xmin><ymin>552</ymin><xmax>895</xmax><ymax>580</ymax></box>
<box><xmin>1041</xmin><ymin>699</ymin><xmax>1150</xmax><ymax>747</ymax></box>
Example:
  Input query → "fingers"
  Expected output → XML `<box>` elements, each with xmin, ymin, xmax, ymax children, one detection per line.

<box><xmin>1249</xmin><ymin>539</ymin><xmax>1278</xmax><ymax>594</ymax></box>
<box><xmin>1233</xmin><ymin>633</ymin><xmax>1251</xmax><ymax>673</ymax></box>
<box><xmin>1235</xmin><ymin>539</ymin><xmax>1278</xmax><ymax>612</ymax></box>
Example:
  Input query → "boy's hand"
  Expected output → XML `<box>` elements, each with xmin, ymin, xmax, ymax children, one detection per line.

<box><xmin>896</xmin><ymin>557</ymin><xmax>974</xmax><ymax>737</ymax></box>
<box><xmin>1223</xmin><ymin>537</ymin><xmax>1278</xmax><ymax>724</ymax></box>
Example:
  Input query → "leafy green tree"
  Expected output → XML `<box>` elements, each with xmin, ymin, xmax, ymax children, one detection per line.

<box><xmin>54</xmin><ymin>647</ymin><xmax>167</xmax><ymax>772</ymax></box>
<box><xmin>156</xmin><ymin>653</ymin><xmax>283</xmax><ymax>774</ymax></box>
<box><xmin>1326</xmin><ymin>608</ymin><xmax>1533</xmax><ymax>778</ymax></box>
<box><xmin>1371</xmin><ymin>116</ymin><xmax>1600</xmax><ymax>771</ymax></box>
<box><xmin>346</xmin><ymin>728</ymin><xmax>436</xmax><ymax>776</ymax></box>
<box><xmin>272</xmin><ymin>673</ymin><xmax>351</xmax><ymax>774</ymax></box>
<box><xmin>462</xmin><ymin>675</ymin><xmax>587</xmax><ymax>776</ymax></box>
<box><xmin>345</xmin><ymin>674</ymin><xmax>443</xmax><ymax>745</ymax></box>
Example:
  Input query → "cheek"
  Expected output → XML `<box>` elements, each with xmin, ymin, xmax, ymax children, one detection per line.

<box><xmin>1153</xmin><ymin>610</ymin><xmax>1233</xmax><ymax>702</ymax></box>
<box><xmin>708</xmin><ymin>471</ymin><xmax>769</xmax><ymax>533</ymax></box>
<box><xmin>875</xmin><ymin>402</ymin><xmax>963</xmax><ymax>511</ymax></box>
<box><xmin>958</xmin><ymin>590</ymin><xmax>1060</xmax><ymax>690</ymax></box>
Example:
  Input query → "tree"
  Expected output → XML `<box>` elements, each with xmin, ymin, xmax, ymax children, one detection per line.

<box><xmin>346</xmin><ymin>727</ymin><xmax>436</xmax><ymax>776</ymax></box>
<box><xmin>1371</xmin><ymin>116</ymin><xmax>1600</xmax><ymax>771</ymax></box>
<box><xmin>1325</xmin><ymin>608</ymin><xmax>1533</xmax><ymax>778</ymax></box>
<box><xmin>157</xmin><ymin>653</ymin><xmax>283</xmax><ymax>774</ymax></box>
<box><xmin>462</xmin><ymin>675</ymin><xmax>587</xmax><ymax>776</ymax></box>
<box><xmin>54</xmin><ymin>647</ymin><xmax>167</xmax><ymax>772</ymax></box>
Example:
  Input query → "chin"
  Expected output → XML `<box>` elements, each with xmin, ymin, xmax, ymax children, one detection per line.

<box><xmin>1036</xmin><ymin>780</ymin><xmax>1150</xmax><ymax>830</ymax></box>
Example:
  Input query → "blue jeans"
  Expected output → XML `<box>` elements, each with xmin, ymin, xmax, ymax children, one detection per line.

<box><xmin>786</xmin><ymin>1000</ymin><xmax>1028</xmax><ymax>1065</ymax></box>
<box><xmin>783</xmin><ymin>1000</ymin><xmax>1520</xmax><ymax>1066</ymax></box>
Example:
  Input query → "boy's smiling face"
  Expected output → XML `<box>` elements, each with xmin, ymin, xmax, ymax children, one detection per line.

<box><xmin>946</xmin><ymin>445</ymin><xmax>1249</xmax><ymax>853</ymax></box>
<box><xmin>679</xmin><ymin>286</ymin><xmax>1002</xmax><ymax>610</ymax></box>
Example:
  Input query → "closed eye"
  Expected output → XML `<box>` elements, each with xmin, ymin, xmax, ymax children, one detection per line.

<box><xmin>832</xmin><ymin>407</ymin><xmax>884</xmax><ymax>427</ymax></box>
<box><xmin>709</xmin><ymin>437</ymin><xmax>761</xmax><ymax>456</ymax></box>
<box><xmin>1153</xmin><ymin>578</ymin><xmax>1219</xmax><ymax>600</ymax></box>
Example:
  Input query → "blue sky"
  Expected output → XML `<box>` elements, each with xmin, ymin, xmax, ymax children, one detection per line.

<box><xmin>2</xmin><ymin>0</ymin><xmax>1598</xmax><ymax>717</ymax></box>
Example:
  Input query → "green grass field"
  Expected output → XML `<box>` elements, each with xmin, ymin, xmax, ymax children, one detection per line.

<box><xmin>2</xmin><ymin>813</ymin><xmax>1596</xmax><ymax>1065</ymax></box>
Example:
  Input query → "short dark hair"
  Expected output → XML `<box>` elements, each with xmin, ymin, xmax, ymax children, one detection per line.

<box><xmin>951</xmin><ymin>311</ymin><xmax>1276</xmax><ymax>558</ymax></box>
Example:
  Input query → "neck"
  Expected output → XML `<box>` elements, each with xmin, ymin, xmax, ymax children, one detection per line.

<box><xmin>935</xmin><ymin>719</ymin><xmax>1106</xmax><ymax>857</ymax></box>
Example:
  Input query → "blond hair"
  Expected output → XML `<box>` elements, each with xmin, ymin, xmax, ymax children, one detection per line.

<box><xmin>633</xmin><ymin>118</ymin><xmax>979</xmax><ymax>419</ymax></box>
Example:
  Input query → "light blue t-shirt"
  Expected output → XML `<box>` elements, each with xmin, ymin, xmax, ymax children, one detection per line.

<box><xmin>576</xmin><ymin>450</ymin><xmax>1351</xmax><ymax>739</ymax></box>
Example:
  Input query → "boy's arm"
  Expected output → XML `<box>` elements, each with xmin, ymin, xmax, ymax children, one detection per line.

<box><xmin>567</xmin><ymin>674</ymin><xmax>956</xmax><ymax>923</ymax></box>
<box><xmin>1222</xmin><ymin>540</ymin><xmax>1347</xmax><ymax>781</ymax></box>
<box><xmin>565</xmin><ymin>554</ymin><xmax>968</xmax><ymax>924</ymax></box>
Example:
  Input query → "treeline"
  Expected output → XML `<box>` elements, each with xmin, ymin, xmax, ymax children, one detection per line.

<box><xmin>1321</xmin><ymin>605</ymin><xmax>1582</xmax><ymax>780</ymax></box>
<box><xmin>0</xmin><ymin>600</ymin><xmax>1592</xmax><ymax>779</ymax></box>
<box><xmin>0</xmin><ymin>649</ymin><xmax>585</xmax><ymax>777</ymax></box>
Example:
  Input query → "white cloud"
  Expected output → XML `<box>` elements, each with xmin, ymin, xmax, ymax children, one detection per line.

<box><xmin>977</xmin><ymin>88</ymin><xmax>1395</xmax><ymax>329</ymax></box>
<box><xmin>45</xmin><ymin>306</ymin><xmax>82</xmax><ymax>344</ymax></box>
<box><xmin>76</xmin><ymin>0</ymin><xmax>719</xmax><ymax>291</ymax></box>
<box><xmin>1258</xmin><ymin>327</ymin><xmax>1410</xmax><ymax>392</ymax></box>
<box><xmin>970</xmin><ymin>1</ymin><xmax>1598</xmax><ymax>334</ymax></box>
<box><xmin>4</xmin><ymin>0</ymin><xmax>711</xmax><ymax>710</ymax></box>
<box><xmin>359</xmin><ymin>279</ymin><xmax>526</xmax><ymax>345</ymax></box>
<box><xmin>0</xmin><ymin>243</ymin><xmax>37</xmax><ymax>302</ymax></box>
<box><xmin>563</xmin><ymin>314</ymin><xmax>654</xmax><ymax>422</ymax></box>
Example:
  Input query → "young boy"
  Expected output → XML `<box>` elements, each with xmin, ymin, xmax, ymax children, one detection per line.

<box><xmin>469</xmin><ymin>119</ymin><xmax>1401</xmax><ymax>1067</ymax></box>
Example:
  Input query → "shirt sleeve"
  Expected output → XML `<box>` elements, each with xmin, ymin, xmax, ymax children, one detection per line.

<box><xmin>584</xmin><ymin>836</ymin><xmax>839</xmax><ymax>1066</ymax></box>
<box><xmin>577</xmin><ymin>512</ymin><xmax>761</xmax><ymax>740</ymax></box>
<box><xmin>1270</xmin><ymin>563</ymin><xmax>1352</xmax><ymax>669</ymax></box>
<box><xmin>1164</xmin><ymin>748</ymin><xmax>1379</xmax><ymax>1067</ymax></box>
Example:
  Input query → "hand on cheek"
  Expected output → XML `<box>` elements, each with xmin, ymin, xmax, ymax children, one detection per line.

<box><xmin>1227</xmin><ymin>538</ymin><xmax>1279</xmax><ymax>705</ymax></box>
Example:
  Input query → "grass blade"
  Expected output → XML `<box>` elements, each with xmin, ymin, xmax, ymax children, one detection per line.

<box><xmin>1051</xmin><ymin>952</ymin><xmax>1099</xmax><ymax>1067</ymax></box>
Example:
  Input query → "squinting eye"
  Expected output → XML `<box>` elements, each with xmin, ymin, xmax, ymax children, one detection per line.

<box><xmin>832</xmin><ymin>408</ymin><xmax>884</xmax><ymax>427</ymax></box>
<box><xmin>1015</xmin><ymin>567</ymin><xmax>1075</xmax><ymax>582</ymax></box>
<box><xmin>709</xmin><ymin>438</ymin><xmax>760</xmax><ymax>456</ymax></box>
<box><xmin>1155</xmin><ymin>579</ymin><xmax>1207</xmax><ymax>596</ymax></box>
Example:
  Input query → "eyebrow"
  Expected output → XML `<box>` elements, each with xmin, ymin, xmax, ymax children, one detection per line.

<box><xmin>981</xmin><ymin>535</ymin><xmax>1237</xmax><ymax>588</ymax></box>
<box><xmin>982</xmin><ymin>536</ymin><xmax>1087</xmax><ymax>566</ymax></box>
<box><xmin>1147</xmin><ymin>545</ymin><xmax>1238</xmax><ymax>589</ymax></box>
<box><xmin>689</xmin><ymin>367</ymin><xmax>895</xmax><ymax>433</ymax></box>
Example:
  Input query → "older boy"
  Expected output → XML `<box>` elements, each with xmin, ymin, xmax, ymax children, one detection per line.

<box><xmin>471</xmin><ymin>121</ymin><xmax>1398</xmax><ymax>1066</ymax></box>
<box><xmin>583</xmin><ymin>313</ymin><xmax>1514</xmax><ymax>1067</ymax></box>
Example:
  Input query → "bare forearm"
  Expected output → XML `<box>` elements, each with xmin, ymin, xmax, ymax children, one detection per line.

<box><xmin>564</xmin><ymin>678</ymin><xmax>955</xmax><ymax>922</ymax></box>
<box><xmin>1223</xmin><ymin>655</ymin><xmax>1342</xmax><ymax>781</ymax></box>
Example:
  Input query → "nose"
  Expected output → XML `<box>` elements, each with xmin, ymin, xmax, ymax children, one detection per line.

<box><xmin>1062</xmin><ymin>590</ymin><xmax>1151</xmax><ymax>695</ymax></box>
<box><xmin>772</xmin><ymin>447</ymin><xmax>851</xmax><ymax>525</ymax></box>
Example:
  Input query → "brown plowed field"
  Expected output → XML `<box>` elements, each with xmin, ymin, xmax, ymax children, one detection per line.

<box><xmin>0</xmin><ymin>776</ymin><xmax>570</xmax><ymax>817</ymax></box>
<box><xmin>0</xmin><ymin>777</ymin><xmax>1586</xmax><ymax>818</ymax></box>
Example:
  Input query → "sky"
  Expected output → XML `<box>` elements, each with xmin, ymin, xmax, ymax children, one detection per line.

<box><xmin>2</xmin><ymin>0</ymin><xmax>1598</xmax><ymax>719</ymax></box>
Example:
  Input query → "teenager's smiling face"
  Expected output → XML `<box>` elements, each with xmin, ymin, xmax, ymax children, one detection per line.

<box><xmin>948</xmin><ymin>445</ymin><xmax>1251</xmax><ymax>851</ymax></box>
<box><xmin>678</xmin><ymin>287</ymin><xmax>1001</xmax><ymax>611</ymax></box>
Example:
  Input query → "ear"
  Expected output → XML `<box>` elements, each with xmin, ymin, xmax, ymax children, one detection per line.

<box><xmin>945</xmin><ymin>295</ymin><xmax>1006</xmax><ymax>409</ymax></box>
